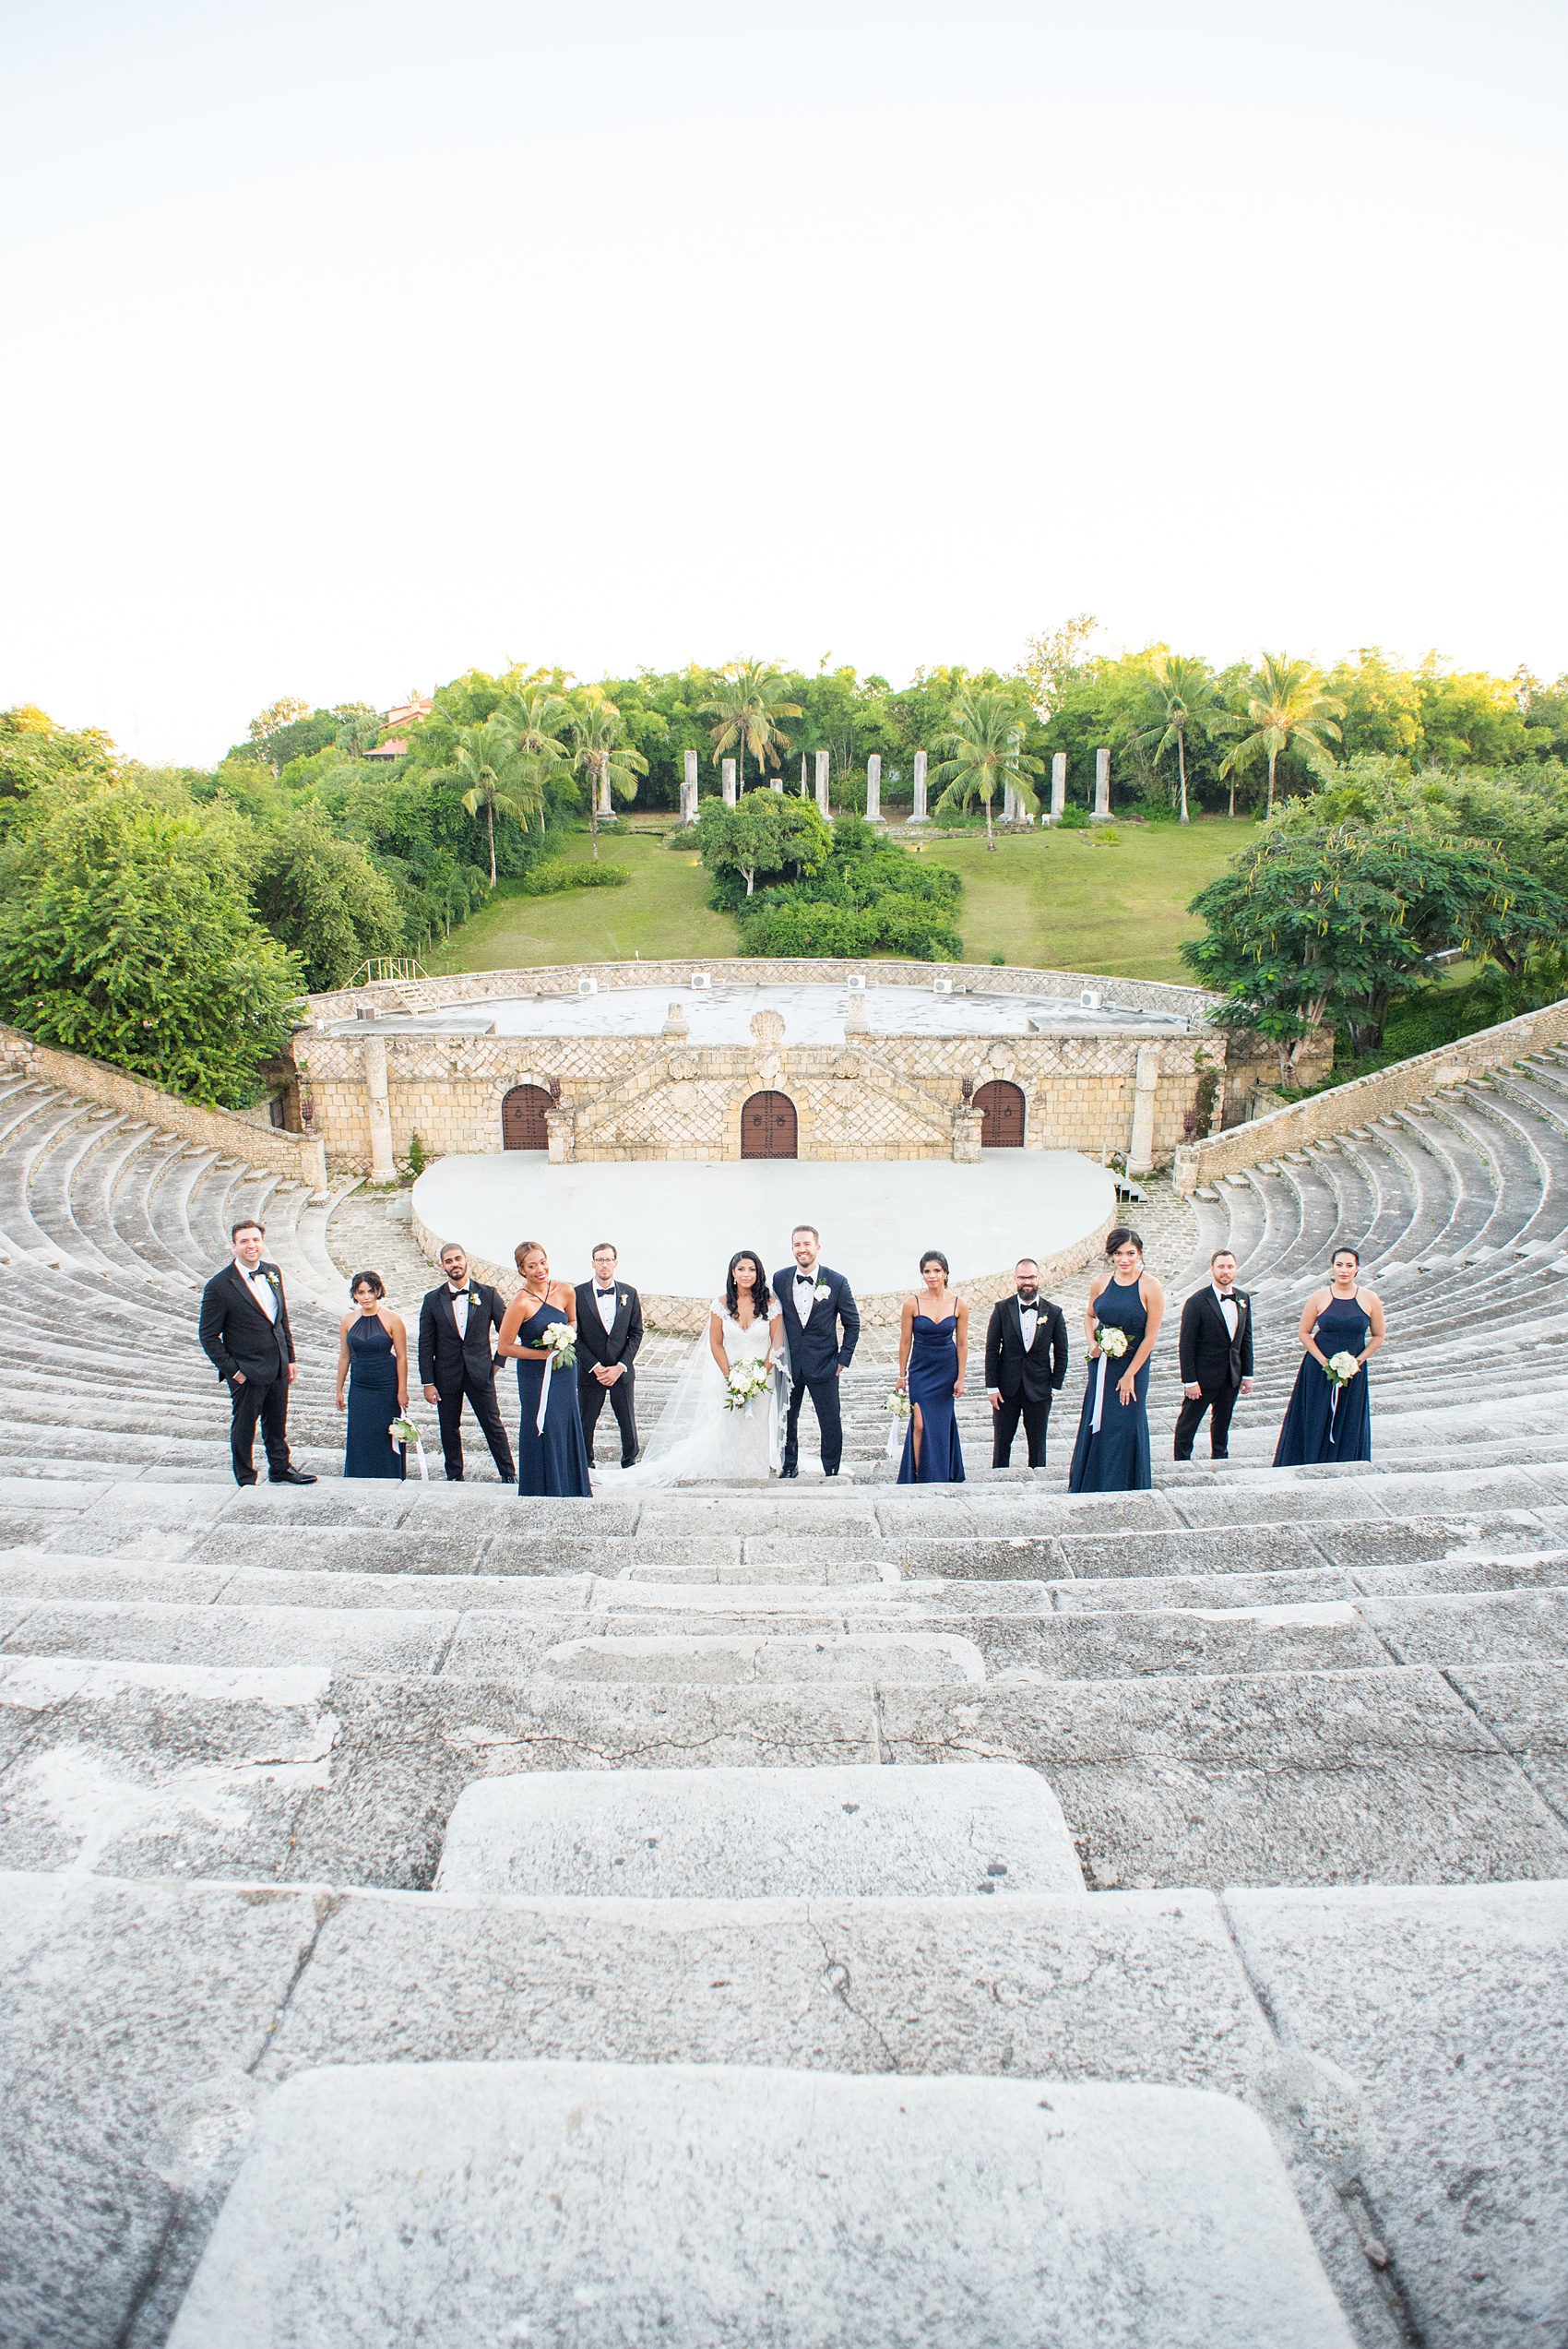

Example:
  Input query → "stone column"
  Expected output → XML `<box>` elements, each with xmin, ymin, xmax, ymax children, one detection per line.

<box><xmin>1093</xmin><ymin>747</ymin><xmax>1111</xmax><ymax>821</ymax></box>
<box><xmin>1002</xmin><ymin>778</ymin><xmax>1018</xmax><ymax>823</ymax></box>
<box><xmin>909</xmin><ymin>748</ymin><xmax>929</xmax><ymax>823</ymax></box>
<box><xmin>865</xmin><ymin>753</ymin><xmax>885</xmax><ymax>823</ymax></box>
<box><xmin>814</xmin><ymin>749</ymin><xmax>831</xmax><ymax>817</ymax></box>
<box><xmin>681</xmin><ymin>750</ymin><xmax>698</xmax><ymax>825</ymax></box>
<box><xmin>298</xmin><ymin>1135</ymin><xmax>327</xmax><ymax>1194</ymax></box>
<box><xmin>951</xmin><ymin>1107</ymin><xmax>985</xmax><ymax>1163</ymax></box>
<box><xmin>800</xmin><ymin>753</ymin><xmax>808</xmax><ymax>796</ymax></box>
<box><xmin>1051</xmin><ymin>751</ymin><xmax>1066</xmax><ymax>823</ymax></box>
<box><xmin>544</xmin><ymin>1106</ymin><xmax>575</xmax><ymax>1165</ymax></box>
<box><xmin>598</xmin><ymin>767</ymin><xmax>616</xmax><ymax>822</ymax></box>
<box><xmin>770</xmin><ymin>765</ymin><xmax>784</xmax><ymax>792</ymax></box>
<box><xmin>1127</xmin><ymin>1043</ymin><xmax>1160</xmax><ymax>1176</ymax></box>
<box><xmin>362</xmin><ymin>1033</ymin><xmax>396</xmax><ymax>1182</ymax></box>
<box><xmin>722</xmin><ymin>758</ymin><xmax>737</xmax><ymax>807</ymax></box>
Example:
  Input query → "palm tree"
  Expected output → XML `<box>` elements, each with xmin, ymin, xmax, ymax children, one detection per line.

<box><xmin>1133</xmin><ymin>652</ymin><xmax>1222</xmax><ymax>825</ymax></box>
<box><xmin>1218</xmin><ymin>654</ymin><xmax>1346</xmax><ymax>819</ymax></box>
<box><xmin>429</xmin><ymin>717</ymin><xmax>541</xmax><ymax>888</ymax></box>
<box><xmin>569</xmin><ymin>687</ymin><xmax>648</xmax><ymax>861</ymax></box>
<box><xmin>930</xmin><ymin>690</ymin><xmax>1044</xmax><ymax>850</ymax></box>
<box><xmin>699</xmin><ymin>660</ymin><xmax>803</xmax><ymax>791</ymax></box>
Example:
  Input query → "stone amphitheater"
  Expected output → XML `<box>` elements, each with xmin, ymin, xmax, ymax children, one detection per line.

<box><xmin>4</xmin><ymin>1018</ymin><xmax>1568</xmax><ymax>2346</ymax></box>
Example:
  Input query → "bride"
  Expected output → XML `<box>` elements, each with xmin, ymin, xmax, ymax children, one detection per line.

<box><xmin>593</xmin><ymin>1249</ymin><xmax>785</xmax><ymax>1487</ymax></box>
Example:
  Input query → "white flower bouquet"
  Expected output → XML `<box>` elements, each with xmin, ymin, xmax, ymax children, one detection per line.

<box><xmin>724</xmin><ymin>1358</ymin><xmax>772</xmax><ymax>1413</ymax></box>
<box><xmin>885</xmin><ymin>1390</ymin><xmax>913</xmax><ymax>1419</ymax></box>
<box><xmin>389</xmin><ymin>1415</ymin><xmax>420</xmax><ymax>1447</ymax></box>
<box><xmin>1324</xmin><ymin>1350</ymin><xmax>1360</xmax><ymax>1385</ymax></box>
<box><xmin>540</xmin><ymin>1320</ymin><xmax>577</xmax><ymax>1374</ymax></box>
<box><xmin>1095</xmin><ymin>1325</ymin><xmax>1130</xmax><ymax>1359</ymax></box>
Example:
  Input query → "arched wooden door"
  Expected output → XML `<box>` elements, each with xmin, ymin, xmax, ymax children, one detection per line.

<box><xmin>975</xmin><ymin>1079</ymin><xmax>1025</xmax><ymax>1147</ymax></box>
<box><xmin>741</xmin><ymin>1091</ymin><xmax>798</xmax><ymax>1159</ymax></box>
<box><xmin>501</xmin><ymin>1084</ymin><xmax>552</xmax><ymax>1151</ymax></box>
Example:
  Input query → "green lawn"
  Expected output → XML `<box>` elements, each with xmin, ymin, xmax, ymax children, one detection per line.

<box><xmin>429</xmin><ymin>814</ymin><xmax>1252</xmax><ymax>983</ymax></box>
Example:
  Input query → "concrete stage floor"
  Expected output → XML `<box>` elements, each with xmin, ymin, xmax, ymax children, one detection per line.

<box><xmin>411</xmin><ymin>1152</ymin><xmax>1115</xmax><ymax>1311</ymax></box>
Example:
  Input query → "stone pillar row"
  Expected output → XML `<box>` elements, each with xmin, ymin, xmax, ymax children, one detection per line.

<box><xmin>675</xmin><ymin>742</ymin><xmax>1108</xmax><ymax>826</ymax></box>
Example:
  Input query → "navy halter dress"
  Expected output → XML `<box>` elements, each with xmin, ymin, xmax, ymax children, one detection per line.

<box><xmin>1068</xmin><ymin>1275</ymin><xmax>1152</xmax><ymax>1493</ymax></box>
<box><xmin>1274</xmin><ymin>1293</ymin><xmax>1372</xmax><ymax>1466</ymax></box>
<box><xmin>344</xmin><ymin>1314</ymin><xmax>405</xmax><ymax>1481</ymax></box>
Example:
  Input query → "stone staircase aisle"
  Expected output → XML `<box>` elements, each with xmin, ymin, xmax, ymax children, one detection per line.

<box><xmin>1</xmin><ymin>1065</ymin><xmax>1567</xmax><ymax>2344</ymax></box>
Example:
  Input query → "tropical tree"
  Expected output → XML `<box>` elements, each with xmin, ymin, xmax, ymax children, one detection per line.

<box><xmin>1217</xmin><ymin>655</ymin><xmax>1347</xmax><ymax>818</ymax></box>
<box><xmin>569</xmin><ymin>687</ymin><xmax>648</xmax><ymax>861</ymax></box>
<box><xmin>930</xmin><ymin>689</ymin><xmax>1044</xmax><ymax>849</ymax></box>
<box><xmin>699</xmin><ymin>660</ymin><xmax>803</xmax><ymax>791</ymax></box>
<box><xmin>694</xmin><ymin>793</ymin><xmax>831</xmax><ymax>900</ymax></box>
<box><xmin>1134</xmin><ymin>652</ymin><xmax>1222</xmax><ymax>824</ymax></box>
<box><xmin>428</xmin><ymin>717</ymin><xmax>542</xmax><ymax>888</ymax></box>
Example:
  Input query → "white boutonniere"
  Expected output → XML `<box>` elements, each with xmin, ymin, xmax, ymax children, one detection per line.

<box><xmin>469</xmin><ymin>1290</ymin><xmax>480</xmax><ymax>1305</ymax></box>
<box><xmin>263</xmin><ymin>1270</ymin><xmax>278</xmax><ymax>1287</ymax></box>
<box><xmin>619</xmin><ymin>1292</ymin><xmax>626</xmax><ymax>1307</ymax></box>
<box><xmin>814</xmin><ymin>1281</ymin><xmax>830</xmax><ymax>1300</ymax></box>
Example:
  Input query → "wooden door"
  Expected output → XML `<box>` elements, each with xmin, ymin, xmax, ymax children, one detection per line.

<box><xmin>741</xmin><ymin>1091</ymin><xmax>798</xmax><ymax>1159</ymax></box>
<box><xmin>974</xmin><ymin>1079</ymin><xmax>1025</xmax><ymax>1147</ymax></box>
<box><xmin>501</xmin><ymin>1084</ymin><xmax>552</xmax><ymax>1151</ymax></box>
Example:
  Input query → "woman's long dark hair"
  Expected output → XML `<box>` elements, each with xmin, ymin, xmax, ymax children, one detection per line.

<box><xmin>726</xmin><ymin>1250</ymin><xmax>772</xmax><ymax>1319</ymax></box>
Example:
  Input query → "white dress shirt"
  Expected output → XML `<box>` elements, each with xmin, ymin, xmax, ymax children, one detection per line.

<box><xmin>447</xmin><ymin>1283</ymin><xmax>469</xmax><ymax>1340</ymax></box>
<box><xmin>793</xmin><ymin>1270</ymin><xmax>818</xmax><ymax>1326</ymax></box>
<box><xmin>238</xmin><ymin>1261</ymin><xmax>276</xmax><ymax>1322</ymax></box>
<box><xmin>1017</xmin><ymin>1300</ymin><xmax>1039</xmax><ymax>1352</ymax></box>
<box><xmin>594</xmin><ymin>1285</ymin><xmax>618</xmax><ymax>1334</ymax></box>
<box><xmin>1212</xmin><ymin>1282</ymin><xmax>1240</xmax><ymax>1340</ymax></box>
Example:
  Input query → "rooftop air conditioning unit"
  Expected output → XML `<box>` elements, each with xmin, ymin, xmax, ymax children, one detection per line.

<box><xmin>577</xmin><ymin>975</ymin><xmax>598</xmax><ymax>996</ymax></box>
<box><xmin>1079</xmin><ymin>989</ymin><xmax>1103</xmax><ymax>1010</ymax></box>
<box><xmin>932</xmin><ymin>977</ymin><xmax>954</xmax><ymax>996</ymax></box>
<box><xmin>690</xmin><ymin>972</ymin><xmax>712</xmax><ymax>991</ymax></box>
<box><xmin>355</xmin><ymin>1006</ymin><xmax>379</xmax><ymax>1021</ymax></box>
<box><xmin>846</xmin><ymin>974</ymin><xmax>866</xmax><ymax>993</ymax></box>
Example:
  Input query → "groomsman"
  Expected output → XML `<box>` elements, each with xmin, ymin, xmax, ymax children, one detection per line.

<box><xmin>1174</xmin><ymin>1249</ymin><xmax>1254</xmax><ymax>1461</ymax></box>
<box><xmin>574</xmin><ymin>1242</ymin><xmax>644</xmax><ymax>1468</ymax></box>
<box><xmin>198</xmin><ymin>1218</ymin><xmax>317</xmax><ymax>1485</ymax></box>
<box><xmin>418</xmin><ymin>1243</ymin><xmax>516</xmax><ymax>1482</ymax></box>
<box><xmin>776</xmin><ymin>1224</ymin><xmax>860</xmax><ymax>1478</ymax></box>
<box><xmin>984</xmin><ymin>1258</ymin><xmax>1069</xmax><ymax>1467</ymax></box>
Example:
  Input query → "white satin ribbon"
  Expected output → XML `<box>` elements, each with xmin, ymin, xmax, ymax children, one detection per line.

<box><xmin>1090</xmin><ymin>1353</ymin><xmax>1108</xmax><ymax>1434</ymax></box>
<box><xmin>536</xmin><ymin>1360</ymin><xmax>553</xmax><ymax>1435</ymax></box>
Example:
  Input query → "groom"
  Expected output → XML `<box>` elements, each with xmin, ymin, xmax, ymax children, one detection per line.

<box><xmin>776</xmin><ymin>1224</ymin><xmax>860</xmax><ymax>1478</ymax></box>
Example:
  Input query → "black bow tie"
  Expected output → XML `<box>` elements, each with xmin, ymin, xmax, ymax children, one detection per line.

<box><xmin>795</xmin><ymin>1271</ymin><xmax>815</xmax><ymax>1282</ymax></box>
<box><xmin>595</xmin><ymin>1286</ymin><xmax>616</xmax><ymax>1297</ymax></box>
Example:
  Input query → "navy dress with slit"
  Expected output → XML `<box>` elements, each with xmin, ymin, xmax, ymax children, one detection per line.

<box><xmin>1068</xmin><ymin>1276</ymin><xmax>1152</xmax><ymax>1493</ymax></box>
<box><xmin>1273</xmin><ymin>1294</ymin><xmax>1372</xmax><ymax>1466</ymax></box>
<box><xmin>515</xmin><ymin>1302</ymin><xmax>593</xmax><ymax>1497</ymax></box>
<box><xmin>897</xmin><ymin>1312</ymin><xmax>966</xmax><ymax>1484</ymax></box>
<box><xmin>344</xmin><ymin>1314</ymin><xmax>405</xmax><ymax>1481</ymax></box>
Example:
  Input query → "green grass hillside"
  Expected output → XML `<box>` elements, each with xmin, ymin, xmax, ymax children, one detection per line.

<box><xmin>429</xmin><ymin>815</ymin><xmax>1251</xmax><ymax>983</ymax></box>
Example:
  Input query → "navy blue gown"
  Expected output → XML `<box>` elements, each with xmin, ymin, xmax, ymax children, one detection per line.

<box><xmin>1274</xmin><ymin>1293</ymin><xmax>1373</xmax><ymax>1466</ymax></box>
<box><xmin>515</xmin><ymin>1302</ymin><xmax>593</xmax><ymax>1498</ymax></box>
<box><xmin>1068</xmin><ymin>1276</ymin><xmax>1152</xmax><ymax>1493</ymax></box>
<box><xmin>897</xmin><ymin>1312</ymin><xmax>965</xmax><ymax>1484</ymax></box>
<box><xmin>344</xmin><ymin>1314</ymin><xmax>405</xmax><ymax>1481</ymax></box>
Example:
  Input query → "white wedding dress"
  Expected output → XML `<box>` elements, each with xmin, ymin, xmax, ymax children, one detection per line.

<box><xmin>592</xmin><ymin>1299</ymin><xmax>782</xmax><ymax>1487</ymax></box>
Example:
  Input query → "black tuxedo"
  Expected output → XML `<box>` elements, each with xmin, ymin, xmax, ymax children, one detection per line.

<box><xmin>574</xmin><ymin>1279</ymin><xmax>644</xmax><ymax>1468</ymax></box>
<box><xmin>198</xmin><ymin>1259</ymin><xmax>299</xmax><ymax>1484</ymax></box>
<box><xmin>417</xmin><ymin>1281</ymin><xmax>515</xmax><ymax>1482</ymax></box>
<box><xmin>774</xmin><ymin>1263</ymin><xmax>860</xmax><ymax>1476</ymax></box>
<box><xmin>1174</xmin><ymin>1283</ymin><xmax>1254</xmax><ymax>1460</ymax></box>
<box><xmin>983</xmin><ymin>1293</ymin><xmax>1068</xmax><ymax>1467</ymax></box>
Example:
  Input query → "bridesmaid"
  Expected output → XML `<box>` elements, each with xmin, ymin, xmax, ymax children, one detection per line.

<box><xmin>895</xmin><ymin>1250</ymin><xmax>967</xmax><ymax>1483</ymax></box>
<box><xmin>498</xmin><ymin>1239</ymin><xmax>592</xmax><ymax>1498</ymax></box>
<box><xmin>336</xmin><ymin>1271</ymin><xmax>409</xmax><ymax>1480</ymax></box>
<box><xmin>1274</xmin><ymin>1246</ymin><xmax>1385</xmax><ymax>1466</ymax></box>
<box><xmin>1068</xmin><ymin>1227</ymin><xmax>1163</xmax><ymax>1494</ymax></box>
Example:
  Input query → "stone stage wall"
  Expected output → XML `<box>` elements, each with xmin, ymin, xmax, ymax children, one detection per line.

<box><xmin>294</xmin><ymin>960</ymin><xmax>1246</xmax><ymax>1178</ymax></box>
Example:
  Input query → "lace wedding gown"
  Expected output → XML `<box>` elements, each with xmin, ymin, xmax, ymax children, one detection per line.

<box><xmin>592</xmin><ymin>1299</ymin><xmax>780</xmax><ymax>1488</ymax></box>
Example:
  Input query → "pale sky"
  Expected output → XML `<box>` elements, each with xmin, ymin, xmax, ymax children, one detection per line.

<box><xmin>4</xmin><ymin>0</ymin><xmax>1565</xmax><ymax>767</ymax></box>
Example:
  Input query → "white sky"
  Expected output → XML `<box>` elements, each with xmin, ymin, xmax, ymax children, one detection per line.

<box><xmin>3</xmin><ymin>0</ymin><xmax>1565</xmax><ymax>767</ymax></box>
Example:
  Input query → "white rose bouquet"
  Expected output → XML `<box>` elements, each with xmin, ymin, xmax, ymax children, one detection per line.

<box><xmin>1324</xmin><ymin>1350</ymin><xmax>1360</xmax><ymax>1385</ymax></box>
<box><xmin>1095</xmin><ymin>1325</ymin><xmax>1130</xmax><ymax>1359</ymax></box>
<box><xmin>540</xmin><ymin>1320</ymin><xmax>577</xmax><ymax>1374</ymax></box>
<box><xmin>724</xmin><ymin>1358</ymin><xmax>772</xmax><ymax>1413</ymax></box>
<box><xmin>885</xmin><ymin>1390</ymin><xmax>913</xmax><ymax>1420</ymax></box>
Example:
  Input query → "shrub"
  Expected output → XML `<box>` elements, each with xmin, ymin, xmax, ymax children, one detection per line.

<box><xmin>1056</xmin><ymin>802</ymin><xmax>1091</xmax><ymax>829</ymax></box>
<box><xmin>407</xmin><ymin>1131</ymin><xmax>428</xmax><ymax>1175</ymax></box>
<box><xmin>522</xmin><ymin>859</ymin><xmax>630</xmax><ymax>894</ymax></box>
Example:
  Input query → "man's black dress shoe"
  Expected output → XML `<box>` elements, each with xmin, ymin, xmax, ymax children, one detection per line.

<box><xmin>778</xmin><ymin>1466</ymin><xmax>798</xmax><ymax>1479</ymax></box>
<box><xmin>270</xmin><ymin>1466</ymin><xmax>318</xmax><ymax>1485</ymax></box>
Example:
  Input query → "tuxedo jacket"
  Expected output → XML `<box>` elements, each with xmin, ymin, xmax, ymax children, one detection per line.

<box><xmin>573</xmin><ymin>1280</ymin><xmax>644</xmax><ymax>1376</ymax></box>
<box><xmin>418</xmin><ymin>1282</ymin><xmax>508</xmax><ymax>1391</ymax></box>
<box><xmin>1179</xmin><ymin>1285</ymin><xmax>1254</xmax><ymax>1390</ymax></box>
<box><xmin>983</xmin><ymin>1294</ymin><xmax>1069</xmax><ymax>1403</ymax></box>
<box><xmin>773</xmin><ymin>1264</ymin><xmax>860</xmax><ymax>1381</ymax></box>
<box><xmin>198</xmin><ymin>1260</ymin><xmax>296</xmax><ymax>1386</ymax></box>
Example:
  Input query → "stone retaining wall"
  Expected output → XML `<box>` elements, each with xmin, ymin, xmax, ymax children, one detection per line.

<box><xmin>1171</xmin><ymin>997</ymin><xmax>1568</xmax><ymax>1193</ymax></box>
<box><xmin>0</xmin><ymin>1023</ymin><xmax>327</xmax><ymax>1189</ymax></box>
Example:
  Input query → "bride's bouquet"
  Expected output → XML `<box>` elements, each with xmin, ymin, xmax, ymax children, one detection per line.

<box><xmin>724</xmin><ymin>1358</ymin><xmax>771</xmax><ymax>1413</ymax></box>
<box><xmin>540</xmin><ymin>1320</ymin><xmax>577</xmax><ymax>1374</ymax></box>
<box><xmin>1094</xmin><ymin>1324</ymin><xmax>1130</xmax><ymax>1359</ymax></box>
<box><xmin>1324</xmin><ymin>1350</ymin><xmax>1360</xmax><ymax>1385</ymax></box>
